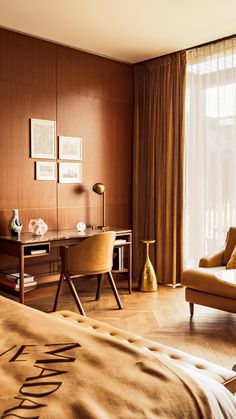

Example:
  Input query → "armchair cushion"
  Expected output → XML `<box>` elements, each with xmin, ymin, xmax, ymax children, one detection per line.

<box><xmin>182</xmin><ymin>266</ymin><xmax>236</xmax><ymax>300</ymax></box>
<box><xmin>223</xmin><ymin>227</ymin><xmax>236</xmax><ymax>265</ymax></box>
<box><xmin>226</xmin><ymin>245</ymin><xmax>236</xmax><ymax>269</ymax></box>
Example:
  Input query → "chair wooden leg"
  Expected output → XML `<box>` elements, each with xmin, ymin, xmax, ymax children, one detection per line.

<box><xmin>65</xmin><ymin>273</ymin><xmax>86</xmax><ymax>316</ymax></box>
<box><xmin>189</xmin><ymin>302</ymin><xmax>194</xmax><ymax>317</ymax></box>
<box><xmin>107</xmin><ymin>271</ymin><xmax>123</xmax><ymax>310</ymax></box>
<box><xmin>53</xmin><ymin>272</ymin><xmax>64</xmax><ymax>312</ymax></box>
<box><xmin>96</xmin><ymin>274</ymin><xmax>103</xmax><ymax>300</ymax></box>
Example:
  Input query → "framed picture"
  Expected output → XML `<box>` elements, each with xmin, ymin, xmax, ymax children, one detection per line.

<box><xmin>36</xmin><ymin>161</ymin><xmax>56</xmax><ymax>181</ymax></box>
<box><xmin>59</xmin><ymin>162</ymin><xmax>82</xmax><ymax>184</ymax></box>
<box><xmin>31</xmin><ymin>118</ymin><xmax>56</xmax><ymax>159</ymax></box>
<box><xmin>59</xmin><ymin>136</ymin><xmax>82</xmax><ymax>160</ymax></box>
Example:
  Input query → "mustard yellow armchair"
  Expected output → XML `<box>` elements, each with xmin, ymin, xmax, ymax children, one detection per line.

<box><xmin>182</xmin><ymin>227</ymin><xmax>236</xmax><ymax>316</ymax></box>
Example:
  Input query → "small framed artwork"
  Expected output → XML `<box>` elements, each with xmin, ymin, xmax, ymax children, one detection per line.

<box><xmin>59</xmin><ymin>136</ymin><xmax>82</xmax><ymax>160</ymax></box>
<box><xmin>31</xmin><ymin>118</ymin><xmax>56</xmax><ymax>159</ymax></box>
<box><xmin>59</xmin><ymin>162</ymin><xmax>82</xmax><ymax>184</ymax></box>
<box><xmin>36</xmin><ymin>161</ymin><xmax>56</xmax><ymax>181</ymax></box>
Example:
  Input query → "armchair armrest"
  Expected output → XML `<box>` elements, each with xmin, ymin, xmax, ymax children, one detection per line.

<box><xmin>199</xmin><ymin>249</ymin><xmax>224</xmax><ymax>268</ymax></box>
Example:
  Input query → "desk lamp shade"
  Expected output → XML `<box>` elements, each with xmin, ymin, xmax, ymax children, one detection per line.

<box><xmin>93</xmin><ymin>182</ymin><xmax>105</xmax><ymax>195</ymax></box>
<box><xmin>92</xmin><ymin>183</ymin><xmax>109</xmax><ymax>230</ymax></box>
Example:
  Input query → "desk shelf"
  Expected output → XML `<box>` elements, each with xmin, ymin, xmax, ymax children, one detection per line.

<box><xmin>112</xmin><ymin>268</ymin><xmax>129</xmax><ymax>274</ymax></box>
<box><xmin>24</xmin><ymin>243</ymin><xmax>50</xmax><ymax>258</ymax></box>
<box><xmin>114</xmin><ymin>242</ymin><xmax>131</xmax><ymax>246</ymax></box>
<box><xmin>0</xmin><ymin>282</ymin><xmax>37</xmax><ymax>295</ymax></box>
<box><xmin>112</xmin><ymin>232</ymin><xmax>132</xmax><ymax>294</ymax></box>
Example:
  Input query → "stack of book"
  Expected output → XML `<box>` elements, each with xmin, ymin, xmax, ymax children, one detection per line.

<box><xmin>113</xmin><ymin>247</ymin><xmax>124</xmax><ymax>270</ymax></box>
<box><xmin>113</xmin><ymin>239</ymin><xmax>126</xmax><ymax>270</ymax></box>
<box><xmin>1</xmin><ymin>273</ymin><xmax>37</xmax><ymax>290</ymax></box>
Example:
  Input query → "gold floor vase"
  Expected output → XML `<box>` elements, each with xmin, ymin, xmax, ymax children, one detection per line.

<box><xmin>139</xmin><ymin>240</ymin><xmax>158</xmax><ymax>292</ymax></box>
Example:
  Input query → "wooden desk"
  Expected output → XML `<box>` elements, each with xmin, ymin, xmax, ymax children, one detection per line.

<box><xmin>0</xmin><ymin>228</ymin><xmax>132</xmax><ymax>304</ymax></box>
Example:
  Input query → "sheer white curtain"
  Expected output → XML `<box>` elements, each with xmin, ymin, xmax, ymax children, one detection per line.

<box><xmin>185</xmin><ymin>37</ymin><xmax>236</xmax><ymax>268</ymax></box>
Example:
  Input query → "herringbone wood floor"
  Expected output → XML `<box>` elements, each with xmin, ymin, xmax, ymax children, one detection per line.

<box><xmin>24</xmin><ymin>274</ymin><xmax>236</xmax><ymax>371</ymax></box>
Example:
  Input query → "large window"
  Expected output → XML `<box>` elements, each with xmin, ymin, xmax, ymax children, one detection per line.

<box><xmin>184</xmin><ymin>38</ymin><xmax>236</xmax><ymax>267</ymax></box>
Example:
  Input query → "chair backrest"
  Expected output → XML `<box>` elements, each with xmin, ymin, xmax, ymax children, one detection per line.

<box><xmin>223</xmin><ymin>227</ymin><xmax>236</xmax><ymax>265</ymax></box>
<box><xmin>62</xmin><ymin>231</ymin><xmax>116</xmax><ymax>276</ymax></box>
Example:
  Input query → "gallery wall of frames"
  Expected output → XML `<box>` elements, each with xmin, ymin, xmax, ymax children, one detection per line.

<box><xmin>0</xmin><ymin>28</ymin><xmax>133</xmax><ymax>273</ymax></box>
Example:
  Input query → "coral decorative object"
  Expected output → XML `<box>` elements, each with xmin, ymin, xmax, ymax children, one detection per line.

<box><xmin>76</xmin><ymin>221</ymin><xmax>86</xmax><ymax>232</ymax></box>
<box><xmin>8</xmin><ymin>209</ymin><xmax>23</xmax><ymax>237</ymax></box>
<box><xmin>28</xmin><ymin>219</ymin><xmax>48</xmax><ymax>236</ymax></box>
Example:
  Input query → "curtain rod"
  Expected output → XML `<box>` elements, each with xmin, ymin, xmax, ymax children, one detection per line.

<box><xmin>186</xmin><ymin>33</ymin><xmax>236</xmax><ymax>51</ymax></box>
<box><xmin>136</xmin><ymin>34</ymin><xmax>236</xmax><ymax>65</ymax></box>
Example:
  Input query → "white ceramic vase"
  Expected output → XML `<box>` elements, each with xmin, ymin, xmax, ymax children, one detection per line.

<box><xmin>8</xmin><ymin>209</ymin><xmax>23</xmax><ymax>236</ymax></box>
<box><xmin>76</xmin><ymin>221</ymin><xmax>86</xmax><ymax>232</ymax></box>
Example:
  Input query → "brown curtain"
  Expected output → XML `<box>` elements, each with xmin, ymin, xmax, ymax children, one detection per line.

<box><xmin>133</xmin><ymin>50</ymin><xmax>186</xmax><ymax>285</ymax></box>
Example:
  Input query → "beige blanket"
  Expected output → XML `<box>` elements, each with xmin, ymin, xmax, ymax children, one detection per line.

<box><xmin>0</xmin><ymin>297</ymin><xmax>214</xmax><ymax>418</ymax></box>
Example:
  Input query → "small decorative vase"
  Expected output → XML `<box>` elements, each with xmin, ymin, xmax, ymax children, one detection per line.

<box><xmin>76</xmin><ymin>221</ymin><xmax>86</xmax><ymax>232</ymax></box>
<box><xmin>8</xmin><ymin>209</ymin><xmax>23</xmax><ymax>237</ymax></box>
<box><xmin>139</xmin><ymin>240</ymin><xmax>158</xmax><ymax>292</ymax></box>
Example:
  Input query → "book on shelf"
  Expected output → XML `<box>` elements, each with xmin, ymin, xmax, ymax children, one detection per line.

<box><xmin>30</xmin><ymin>248</ymin><xmax>47</xmax><ymax>255</ymax></box>
<box><xmin>113</xmin><ymin>246</ymin><xmax>124</xmax><ymax>270</ymax></box>
<box><xmin>114</xmin><ymin>239</ymin><xmax>127</xmax><ymax>245</ymax></box>
<box><xmin>6</xmin><ymin>272</ymin><xmax>34</xmax><ymax>284</ymax></box>
<box><xmin>0</xmin><ymin>278</ymin><xmax>37</xmax><ymax>290</ymax></box>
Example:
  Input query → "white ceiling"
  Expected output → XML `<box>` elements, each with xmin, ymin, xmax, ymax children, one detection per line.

<box><xmin>0</xmin><ymin>0</ymin><xmax>235</xmax><ymax>63</ymax></box>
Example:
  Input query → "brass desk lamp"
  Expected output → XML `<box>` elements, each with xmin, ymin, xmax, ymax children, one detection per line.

<box><xmin>92</xmin><ymin>183</ymin><xmax>110</xmax><ymax>231</ymax></box>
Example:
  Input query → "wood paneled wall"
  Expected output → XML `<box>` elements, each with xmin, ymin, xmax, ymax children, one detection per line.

<box><xmin>0</xmin><ymin>28</ymin><xmax>133</xmax><ymax>271</ymax></box>
<box><xmin>56</xmin><ymin>45</ymin><xmax>133</xmax><ymax>229</ymax></box>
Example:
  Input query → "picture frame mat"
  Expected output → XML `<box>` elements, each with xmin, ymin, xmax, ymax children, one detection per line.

<box><xmin>36</xmin><ymin>161</ymin><xmax>56</xmax><ymax>181</ymax></box>
<box><xmin>59</xmin><ymin>136</ymin><xmax>82</xmax><ymax>161</ymax></box>
<box><xmin>31</xmin><ymin>118</ymin><xmax>56</xmax><ymax>159</ymax></box>
<box><xmin>59</xmin><ymin>162</ymin><xmax>82</xmax><ymax>184</ymax></box>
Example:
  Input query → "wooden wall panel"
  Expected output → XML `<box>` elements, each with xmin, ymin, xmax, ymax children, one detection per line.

<box><xmin>0</xmin><ymin>29</ymin><xmax>56</xmax><ymax>89</ymax></box>
<box><xmin>57</xmin><ymin>45</ymin><xmax>133</xmax><ymax>230</ymax></box>
<box><xmin>0</xmin><ymin>82</ymin><xmax>57</xmax><ymax>211</ymax></box>
<box><xmin>0</xmin><ymin>28</ymin><xmax>133</xmax><ymax>274</ymax></box>
<box><xmin>57</xmin><ymin>46</ymin><xmax>133</xmax><ymax>104</ymax></box>
<box><xmin>0</xmin><ymin>29</ymin><xmax>57</xmax><ymax>274</ymax></box>
<box><xmin>0</xmin><ymin>29</ymin><xmax>57</xmax><ymax>237</ymax></box>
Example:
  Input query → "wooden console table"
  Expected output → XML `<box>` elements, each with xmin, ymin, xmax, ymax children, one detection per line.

<box><xmin>0</xmin><ymin>228</ymin><xmax>132</xmax><ymax>304</ymax></box>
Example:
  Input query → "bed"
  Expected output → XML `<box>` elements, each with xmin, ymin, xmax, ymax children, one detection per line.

<box><xmin>0</xmin><ymin>296</ymin><xmax>235</xmax><ymax>418</ymax></box>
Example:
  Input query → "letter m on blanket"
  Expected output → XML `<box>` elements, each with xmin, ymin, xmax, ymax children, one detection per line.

<box><xmin>35</xmin><ymin>343</ymin><xmax>81</xmax><ymax>364</ymax></box>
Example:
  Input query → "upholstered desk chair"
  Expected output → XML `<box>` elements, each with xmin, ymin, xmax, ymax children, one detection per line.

<box><xmin>53</xmin><ymin>231</ymin><xmax>123</xmax><ymax>315</ymax></box>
